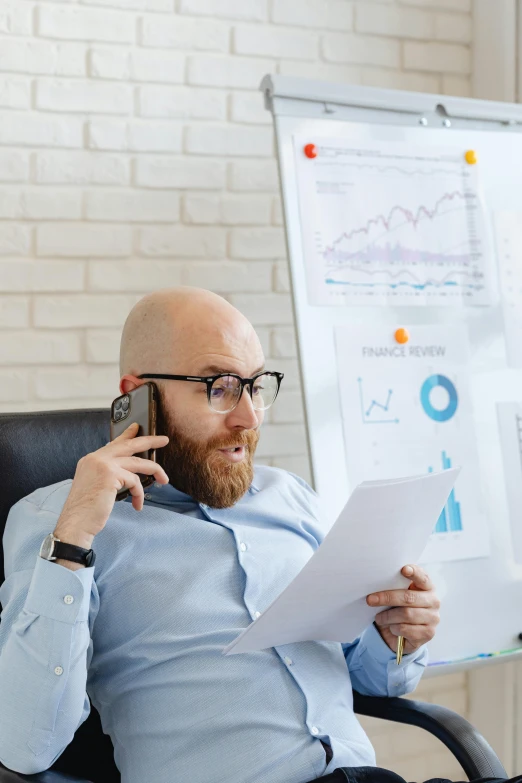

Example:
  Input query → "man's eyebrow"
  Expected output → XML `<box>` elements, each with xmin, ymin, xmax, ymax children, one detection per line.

<box><xmin>197</xmin><ymin>364</ymin><xmax>265</xmax><ymax>377</ymax></box>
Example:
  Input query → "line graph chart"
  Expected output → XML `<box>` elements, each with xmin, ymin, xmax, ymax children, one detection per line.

<box><xmin>357</xmin><ymin>378</ymin><xmax>399</xmax><ymax>424</ymax></box>
<box><xmin>296</xmin><ymin>138</ymin><xmax>490</xmax><ymax>306</ymax></box>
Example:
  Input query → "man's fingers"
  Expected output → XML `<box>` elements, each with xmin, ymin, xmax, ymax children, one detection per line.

<box><xmin>110</xmin><ymin>422</ymin><xmax>169</xmax><ymax>450</ymax></box>
<box><xmin>367</xmin><ymin>565</ymin><xmax>435</xmax><ymax>607</ymax></box>
<box><xmin>374</xmin><ymin>607</ymin><xmax>439</xmax><ymax>628</ymax></box>
<box><xmin>117</xmin><ymin>471</ymin><xmax>144</xmax><ymax>512</ymax></box>
<box><xmin>118</xmin><ymin>457</ymin><xmax>169</xmax><ymax>483</ymax></box>
<box><xmin>367</xmin><ymin>588</ymin><xmax>438</xmax><ymax>609</ymax></box>
<box><xmin>117</xmin><ymin>434</ymin><xmax>169</xmax><ymax>453</ymax></box>
<box><xmin>386</xmin><ymin>623</ymin><xmax>437</xmax><ymax>645</ymax></box>
<box><xmin>115</xmin><ymin>422</ymin><xmax>139</xmax><ymax>439</ymax></box>
<box><xmin>401</xmin><ymin>564</ymin><xmax>434</xmax><ymax>591</ymax></box>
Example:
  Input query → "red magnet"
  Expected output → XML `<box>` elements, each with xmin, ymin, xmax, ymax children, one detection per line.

<box><xmin>304</xmin><ymin>143</ymin><xmax>317</xmax><ymax>159</ymax></box>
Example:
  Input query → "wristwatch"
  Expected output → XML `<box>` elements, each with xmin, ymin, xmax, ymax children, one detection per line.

<box><xmin>39</xmin><ymin>533</ymin><xmax>96</xmax><ymax>567</ymax></box>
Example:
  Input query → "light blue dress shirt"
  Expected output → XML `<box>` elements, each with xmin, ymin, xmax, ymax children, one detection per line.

<box><xmin>0</xmin><ymin>466</ymin><xmax>427</xmax><ymax>783</ymax></box>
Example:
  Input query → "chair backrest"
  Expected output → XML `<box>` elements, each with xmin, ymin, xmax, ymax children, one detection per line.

<box><xmin>0</xmin><ymin>409</ymin><xmax>121</xmax><ymax>783</ymax></box>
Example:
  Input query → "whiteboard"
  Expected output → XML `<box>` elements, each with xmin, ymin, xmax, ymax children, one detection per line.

<box><xmin>261</xmin><ymin>75</ymin><xmax>522</xmax><ymax>674</ymax></box>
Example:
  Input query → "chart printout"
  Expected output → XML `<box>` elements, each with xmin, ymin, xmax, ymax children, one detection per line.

<box><xmin>294</xmin><ymin>137</ymin><xmax>491</xmax><ymax>306</ymax></box>
<box><xmin>334</xmin><ymin>324</ymin><xmax>490</xmax><ymax>563</ymax></box>
<box><xmin>493</xmin><ymin>212</ymin><xmax>522</xmax><ymax>368</ymax></box>
<box><xmin>497</xmin><ymin>402</ymin><xmax>522</xmax><ymax>563</ymax></box>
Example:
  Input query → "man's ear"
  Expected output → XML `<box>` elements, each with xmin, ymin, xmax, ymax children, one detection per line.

<box><xmin>119</xmin><ymin>375</ymin><xmax>146</xmax><ymax>395</ymax></box>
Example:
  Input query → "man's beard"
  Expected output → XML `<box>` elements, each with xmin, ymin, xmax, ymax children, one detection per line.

<box><xmin>154</xmin><ymin>395</ymin><xmax>260</xmax><ymax>509</ymax></box>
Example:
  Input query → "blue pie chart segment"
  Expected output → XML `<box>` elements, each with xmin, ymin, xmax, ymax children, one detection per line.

<box><xmin>420</xmin><ymin>375</ymin><xmax>458</xmax><ymax>422</ymax></box>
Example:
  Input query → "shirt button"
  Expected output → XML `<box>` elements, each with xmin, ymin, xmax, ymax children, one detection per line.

<box><xmin>54</xmin><ymin>666</ymin><xmax>64</xmax><ymax>676</ymax></box>
<box><xmin>239</xmin><ymin>542</ymin><xmax>247</xmax><ymax>552</ymax></box>
<box><xmin>284</xmin><ymin>656</ymin><xmax>293</xmax><ymax>665</ymax></box>
<box><xmin>144</xmin><ymin>493</ymin><xmax>151</xmax><ymax>500</ymax></box>
<box><xmin>311</xmin><ymin>726</ymin><xmax>319</xmax><ymax>735</ymax></box>
<box><xmin>254</xmin><ymin>611</ymin><xmax>261</xmax><ymax>619</ymax></box>
<box><xmin>63</xmin><ymin>595</ymin><xmax>74</xmax><ymax>605</ymax></box>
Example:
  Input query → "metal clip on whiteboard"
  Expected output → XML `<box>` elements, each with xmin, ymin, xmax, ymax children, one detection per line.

<box><xmin>435</xmin><ymin>103</ymin><xmax>452</xmax><ymax>128</ymax></box>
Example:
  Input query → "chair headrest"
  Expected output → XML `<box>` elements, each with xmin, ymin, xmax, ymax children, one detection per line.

<box><xmin>0</xmin><ymin>409</ymin><xmax>110</xmax><ymax>582</ymax></box>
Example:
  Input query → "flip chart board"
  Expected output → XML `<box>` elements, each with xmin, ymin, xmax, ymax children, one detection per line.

<box><xmin>261</xmin><ymin>74</ymin><xmax>522</xmax><ymax>673</ymax></box>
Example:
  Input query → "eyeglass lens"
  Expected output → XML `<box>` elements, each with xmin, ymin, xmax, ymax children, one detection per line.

<box><xmin>209</xmin><ymin>373</ymin><xmax>278</xmax><ymax>413</ymax></box>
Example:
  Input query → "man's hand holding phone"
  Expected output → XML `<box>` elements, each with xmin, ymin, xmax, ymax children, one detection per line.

<box><xmin>53</xmin><ymin>423</ymin><xmax>169</xmax><ymax>562</ymax></box>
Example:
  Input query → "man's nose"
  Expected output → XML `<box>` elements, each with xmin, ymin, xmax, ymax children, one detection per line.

<box><xmin>226</xmin><ymin>387</ymin><xmax>259</xmax><ymax>429</ymax></box>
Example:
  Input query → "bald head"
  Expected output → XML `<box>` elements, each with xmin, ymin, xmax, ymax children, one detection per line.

<box><xmin>119</xmin><ymin>287</ymin><xmax>262</xmax><ymax>379</ymax></box>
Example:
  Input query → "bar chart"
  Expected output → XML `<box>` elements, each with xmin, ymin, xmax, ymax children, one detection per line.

<box><xmin>429</xmin><ymin>451</ymin><xmax>463</xmax><ymax>533</ymax></box>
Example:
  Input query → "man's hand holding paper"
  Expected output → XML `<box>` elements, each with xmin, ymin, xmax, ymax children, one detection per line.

<box><xmin>223</xmin><ymin>469</ymin><xmax>457</xmax><ymax>657</ymax></box>
<box><xmin>369</xmin><ymin>564</ymin><xmax>441</xmax><ymax>655</ymax></box>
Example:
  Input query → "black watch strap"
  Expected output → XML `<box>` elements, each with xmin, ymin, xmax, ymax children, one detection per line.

<box><xmin>54</xmin><ymin>541</ymin><xmax>96</xmax><ymax>567</ymax></box>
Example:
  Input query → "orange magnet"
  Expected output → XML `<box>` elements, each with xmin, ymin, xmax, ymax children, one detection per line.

<box><xmin>304</xmin><ymin>143</ymin><xmax>318</xmax><ymax>159</ymax></box>
<box><xmin>464</xmin><ymin>149</ymin><xmax>477</xmax><ymax>165</ymax></box>
<box><xmin>394</xmin><ymin>328</ymin><xmax>409</xmax><ymax>345</ymax></box>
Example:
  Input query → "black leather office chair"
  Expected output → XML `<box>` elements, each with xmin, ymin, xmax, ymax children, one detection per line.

<box><xmin>0</xmin><ymin>409</ymin><xmax>508</xmax><ymax>783</ymax></box>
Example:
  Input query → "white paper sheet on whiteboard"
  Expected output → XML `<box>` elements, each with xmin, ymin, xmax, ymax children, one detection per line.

<box><xmin>223</xmin><ymin>468</ymin><xmax>459</xmax><ymax>656</ymax></box>
<box><xmin>294</xmin><ymin>136</ymin><xmax>491</xmax><ymax>307</ymax></box>
<box><xmin>334</xmin><ymin>323</ymin><xmax>490</xmax><ymax>564</ymax></box>
<box><xmin>497</xmin><ymin>402</ymin><xmax>522</xmax><ymax>563</ymax></box>
<box><xmin>494</xmin><ymin>211</ymin><xmax>522</xmax><ymax>368</ymax></box>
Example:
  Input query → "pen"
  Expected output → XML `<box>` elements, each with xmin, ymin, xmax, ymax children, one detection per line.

<box><xmin>396</xmin><ymin>635</ymin><xmax>405</xmax><ymax>665</ymax></box>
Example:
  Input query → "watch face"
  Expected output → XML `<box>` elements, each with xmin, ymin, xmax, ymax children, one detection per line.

<box><xmin>39</xmin><ymin>534</ymin><xmax>55</xmax><ymax>560</ymax></box>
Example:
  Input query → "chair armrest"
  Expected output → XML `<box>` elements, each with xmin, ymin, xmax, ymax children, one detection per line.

<box><xmin>0</xmin><ymin>764</ymin><xmax>91</xmax><ymax>783</ymax></box>
<box><xmin>352</xmin><ymin>691</ymin><xmax>507</xmax><ymax>782</ymax></box>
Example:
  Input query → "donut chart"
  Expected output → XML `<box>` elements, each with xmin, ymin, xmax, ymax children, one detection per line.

<box><xmin>420</xmin><ymin>375</ymin><xmax>458</xmax><ymax>422</ymax></box>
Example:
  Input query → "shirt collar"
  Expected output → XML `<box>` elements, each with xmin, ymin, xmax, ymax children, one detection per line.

<box><xmin>142</xmin><ymin>473</ymin><xmax>260</xmax><ymax>506</ymax></box>
<box><xmin>145</xmin><ymin>482</ymin><xmax>194</xmax><ymax>505</ymax></box>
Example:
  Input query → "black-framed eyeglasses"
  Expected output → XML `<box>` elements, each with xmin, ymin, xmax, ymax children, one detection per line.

<box><xmin>137</xmin><ymin>371</ymin><xmax>284</xmax><ymax>414</ymax></box>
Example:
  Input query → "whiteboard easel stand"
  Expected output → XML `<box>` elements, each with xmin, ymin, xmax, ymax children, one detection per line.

<box><xmin>262</xmin><ymin>71</ymin><xmax>522</xmax><ymax>772</ymax></box>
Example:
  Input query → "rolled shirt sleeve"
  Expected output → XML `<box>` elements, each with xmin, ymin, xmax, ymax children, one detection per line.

<box><xmin>342</xmin><ymin>622</ymin><xmax>428</xmax><ymax>697</ymax></box>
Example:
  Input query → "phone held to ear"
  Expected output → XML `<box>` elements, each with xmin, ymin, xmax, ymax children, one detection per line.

<box><xmin>110</xmin><ymin>382</ymin><xmax>158</xmax><ymax>502</ymax></box>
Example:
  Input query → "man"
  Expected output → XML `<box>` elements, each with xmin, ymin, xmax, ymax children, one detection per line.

<box><xmin>0</xmin><ymin>287</ymin><xmax>514</xmax><ymax>783</ymax></box>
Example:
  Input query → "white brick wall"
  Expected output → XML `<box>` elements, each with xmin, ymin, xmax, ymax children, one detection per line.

<box><xmin>0</xmin><ymin>76</ymin><xmax>30</xmax><ymax>109</ymax></box>
<box><xmin>139</xmin><ymin>86</ymin><xmax>226</xmax><ymax>119</ymax></box>
<box><xmin>0</xmin><ymin>151</ymin><xmax>30</xmax><ymax>182</ymax></box>
<box><xmin>140</xmin><ymin>15</ymin><xmax>229</xmax><ymax>50</ymax></box>
<box><xmin>272</xmin><ymin>0</ymin><xmax>353</xmax><ymax>31</ymax></box>
<box><xmin>136</xmin><ymin>156</ymin><xmax>226</xmax><ymax>188</ymax></box>
<box><xmin>0</xmin><ymin>0</ymin><xmax>474</xmax><ymax>776</ymax></box>
<box><xmin>37</xmin><ymin>6</ymin><xmax>136</xmax><ymax>44</ymax></box>
<box><xmin>322</xmin><ymin>32</ymin><xmax>401</xmax><ymax>67</ymax></box>
<box><xmin>36</xmin><ymin>78</ymin><xmax>134</xmax><ymax>114</ymax></box>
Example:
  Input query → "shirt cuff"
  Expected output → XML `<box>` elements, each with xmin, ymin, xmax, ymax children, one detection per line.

<box><xmin>361</xmin><ymin>622</ymin><xmax>427</xmax><ymax>666</ymax></box>
<box><xmin>24</xmin><ymin>556</ymin><xmax>94</xmax><ymax>624</ymax></box>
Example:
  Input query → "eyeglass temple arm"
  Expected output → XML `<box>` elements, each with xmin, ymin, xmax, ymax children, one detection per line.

<box><xmin>137</xmin><ymin>374</ymin><xmax>205</xmax><ymax>382</ymax></box>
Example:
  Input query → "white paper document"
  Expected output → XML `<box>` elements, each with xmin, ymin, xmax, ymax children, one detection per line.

<box><xmin>497</xmin><ymin>402</ymin><xmax>522</xmax><ymax>563</ymax></box>
<box><xmin>223</xmin><ymin>468</ymin><xmax>459</xmax><ymax>656</ymax></box>
<box><xmin>294</xmin><ymin>135</ymin><xmax>491</xmax><ymax>307</ymax></box>
<box><xmin>335</xmin><ymin>323</ymin><xmax>489</xmax><ymax>563</ymax></box>
<box><xmin>494</xmin><ymin>211</ymin><xmax>522</xmax><ymax>368</ymax></box>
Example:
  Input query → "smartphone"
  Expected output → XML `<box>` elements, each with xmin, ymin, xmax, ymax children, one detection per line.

<box><xmin>110</xmin><ymin>382</ymin><xmax>158</xmax><ymax>502</ymax></box>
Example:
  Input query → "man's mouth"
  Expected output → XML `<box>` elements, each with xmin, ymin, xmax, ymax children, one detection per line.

<box><xmin>217</xmin><ymin>445</ymin><xmax>246</xmax><ymax>463</ymax></box>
